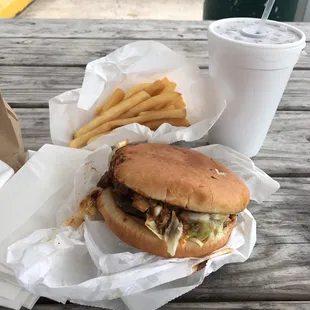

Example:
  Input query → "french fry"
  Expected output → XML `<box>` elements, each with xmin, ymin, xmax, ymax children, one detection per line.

<box><xmin>152</xmin><ymin>96</ymin><xmax>177</xmax><ymax>110</ymax></box>
<box><xmin>160</xmin><ymin>77</ymin><xmax>176</xmax><ymax>93</ymax></box>
<box><xmin>171</xmin><ymin>96</ymin><xmax>186</xmax><ymax>109</ymax></box>
<box><xmin>143</xmin><ymin>118</ymin><xmax>190</xmax><ymax>130</ymax></box>
<box><xmin>74</xmin><ymin>91</ymin><xmax>150</xmax><ymax>138</ymax></box>
<box><xmin>95</xmin><ymin>88</ymin><xmax>125</xmax><ymax>116</ymax></box>
<box><xmin>87</xmin><ymin>131</ymin><xmax>113</xmax><ymax>145</ymax></box>
<box><xmin>69</xmin><ymin>108</ymin><xmax>186</xmax><ymax>148</ymax></box>
<box><xmin>70</xmin><ymin>78</ymin><xmax>188</xmax><ymax>148</ymax></box>
<box><xmin>164</xmin><ymin>105</ymin><xmax>175</xmax><ymax>110</ymax></box>
<box><xmin>112</xmin><ymin>108</ymin><xmax>186</xmax><ymax>129</ymax></box>
<box><xmin>159</xmin><ymin>104</ymin><xmax>176</xmax><ymax>111</ymax></box>
<box><xmin>120</xmin><ymin>92</ymin><xmax>180</xmax><ymax>118</ymax></box>
<box><xmin>124</xmin><ymin>83</ymin><xmax>151</xmax><ymax>99</ymax></box>
<box><xmin>138</xmin><ymin>111</ymin><xmax>149</xmax><ymax>116</ymax></box>
<box><xmin>161</xmin><ymin>77</ymin><xmax>170</xmax><ymax>85</ymax></box>
<box><xmin>69</xmin><ymin>124</ymin><xmax>112</xmax><ymax>148</ymax></box>
<box><xmin>139</xmin><ymin>104</ymin><xmax>175</xmax><ymax>116</ymax></box>
<box><xmin>144</xmin><ymin>80</ymin><xmax>165</xmax><ymax>96</ymax></box>
<box><xmin>161</xmin><ymin>82</ymin><xmax>177</xmax><ymax>93</ymax></box>
<box><xmin>175</xmin><ymin>97</ymin><xmax>186</xmax><ymax>109</ymax></box>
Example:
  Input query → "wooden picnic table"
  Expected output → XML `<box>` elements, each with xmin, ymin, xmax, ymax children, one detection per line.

<box><xmin>0</xmin><ymin>19</ymin><xmax>310</xmax><ymax>310</ymax></box>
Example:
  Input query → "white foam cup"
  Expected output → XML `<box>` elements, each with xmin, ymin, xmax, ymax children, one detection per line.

<box><xmin>208</xmin><ymin>18</ymin><xmax>306</xmax><ymax>157</ymax></box>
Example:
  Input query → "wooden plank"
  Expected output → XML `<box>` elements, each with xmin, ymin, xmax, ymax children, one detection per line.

<box><xmin>23</xmin><ymin>302</ymin><xmax>310</xmax><ymax>310</ymax></box>
<box><xmin>250</xmin><ymin>177</ymin><xmax>310</xmax><ymax>245</ymax></box>
<box><xmin>17</xmin><ymin>108</ymin><xmax>52</xmax><ymax>150</ymax></box>
<box><xmin>163</xmin><ymin>302</ymin><xmax>310</xmax><ymax>310</ymax></box>
<box><xmin>279</xmin><ymin>70</ymin><xmax>310</xmax><ymax>111</ymax></box>
<box><xmin>180</xmin><ymin>243</ymin><xmax>310</xmax><ymax>302</ymax></box>
<box><xmin>0</xmin><ymin>0</ymin><xmax>33</xmax><ymax>18</ymax></box>
<box><xmin>254</xmin><ymin>111</ymin><xmax>310</xmax><ymax>176</ymax></box>
<box><xmin>15</xmin><ymin>108</ymin><xmax>310</xmax><ymax>176</ymax></box>
<box><xmin>1</xmin><ymin>67</ymin><xmax>310</xmax><ymax>110</ymax></box>
<box><xmin>0</xmin><ymin>66</ymin><xmax>84</xmax><ymax>108</ymax></box>
<box><xmin>0</xmin><ymin>38</ymin><xmax>309</xmax><ymax>69</ymax></box>
<box><xmin>1</xmin><ymin>19</ymin><xmax>310</xmax><ymax>40</ymax></box>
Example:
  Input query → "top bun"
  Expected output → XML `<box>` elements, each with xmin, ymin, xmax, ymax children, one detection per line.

<box><xmin>112</xmin><ymin>143</ymin><xmax>250</xmax><ymax>214</ymax></box>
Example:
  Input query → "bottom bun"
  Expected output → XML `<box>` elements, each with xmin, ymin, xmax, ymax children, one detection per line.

<box><xmin>97</xmin><ymin>188</ymin><xmax>237</xmax><ymax>258</ymax></box>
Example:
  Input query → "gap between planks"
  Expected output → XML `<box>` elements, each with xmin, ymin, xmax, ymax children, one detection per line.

<box><xmin>1</xmin><ymin>19</ymin><xmax>310</xmax><ymax>39</ymax></box>
<box><xmin>1</xmin><ymin>36</ymin><xmax>309</xmax><ymax>42</ymax></box>
<box><xmin>1</xmin><ymin>63</ymin><xmax>310</xmax><ymax>71</ymax></box>
<box><xmin>0</xmin><ymin>38</ymin><xmax>309</xmax><ymax>69</ymax></box>
<box><xmin>2</xmin><ymin>67</ymin><xmax>310</xmax><ymax>111</ymax></box>
<box><xmin>24</xmin><ymin>301</ymin><xmax>310</xmax><ymax>309</ymax></box>
<box><xmin>14</xmin><ymin>108</ymin><xmax>310</xmax><ymax>177</ymax></box>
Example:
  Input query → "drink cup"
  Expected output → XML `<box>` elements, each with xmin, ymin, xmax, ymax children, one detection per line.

<box><xmin>207</xmin><ymin>18</ymin><xmax>306</xmax><ymax>157</ymax></box>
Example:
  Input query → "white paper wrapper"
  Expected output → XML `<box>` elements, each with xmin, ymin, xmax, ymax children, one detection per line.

<box><xmin>0</xmin><ymin>291</ymin><xmax>31</xmax><ymax>310</ymax></box>
<box><xmin>7</xmin><ymin>143</ymin><xmax>279</xmax><ymax>310</ymax></box>
<box><xmin>0</xmin><ymin>160</ymin><xmax>14</xmax><ymax>188</ymax></box>
<box><xmin>49</xmin><ymin>41</ymin><xmax>226</xmax><ymax>149</ymax></box>
<box><xmin>0</xmin><ymin>145</ymin><xmax>91</xmax><ymax>309</ymax></box>
<box><xmin>0</xmin><ymin>159</ymin><xmax>33</xmax><ymax>310</ymax></box>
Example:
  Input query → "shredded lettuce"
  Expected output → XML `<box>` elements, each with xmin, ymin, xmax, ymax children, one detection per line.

<box><xmin>185</xmin><ymin>214</ymin><xmax>228</xmax><ymax>242</ymax></box>
<box><xmin>164</xmin><ymin>211</ymin><xmax>183</xmax><ymax>256</ymax></box>
<box><xmin>144</xmin><ymin>205</ymin><xmax>229</xmax><ymax>255</ymax></box>
<box><xmin>180</xmin><ymin>211</ymin><xmax>228</xmax><ymax>223</ymax></box>
<box><xmin>210</xmin><ymin>214</ymin><xmax>229</xmax><ymax>221</ymax></box>
<box><xmin>189</xmin><ymin>237</ymin><xmax>204</xmax><ymax>247</ymax></box>
<box><xmin>187</xmin><ymin>222</ymin><xmax>212</xmax><ymax>241</ymax></box>
<box><xmin>145</xmin><ymin>219</ymin><xmax>163</xmax><ymax>240</ymax></box>
<box><xmin>179</xmin><ymin>211</ymin><xmax>210</xmax><ymax>222</ymax></box>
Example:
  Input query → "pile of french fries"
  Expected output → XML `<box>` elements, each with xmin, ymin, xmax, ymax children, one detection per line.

<box><xmin>68</xmin><ymin>78</ymin><xmax>190</xmax><ymax>148</ymax></box>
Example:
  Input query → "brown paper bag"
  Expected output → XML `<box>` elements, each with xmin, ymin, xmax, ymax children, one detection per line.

<box><xmin>0</xmin><ymin>90</ymin><xmax>25</xmax><ymax>171</ymax></box>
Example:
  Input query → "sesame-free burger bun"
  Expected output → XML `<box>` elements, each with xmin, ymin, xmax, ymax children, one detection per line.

<box><xmin>112</xmin><ymin>143</ymin><xmax>250</xmax><ymax>214</ymax></box>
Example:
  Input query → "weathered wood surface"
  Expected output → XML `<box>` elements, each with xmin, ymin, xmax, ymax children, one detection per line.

<box><xmin>1</xmin><ymin>19</ymin><xmax>310</xmax><ymax>310</ymax></box>
<box><xmin>164</xmin><ymin>302</ymin><xmax>310</xmax><ymax>310</ymax></box>
<box><xmin>1</xmin><ymin>38</ymin><xmax>309</xmax><ymax>68</ymax></box>
<box><xmin>250</xmin><ymin>177</ymin><xmax>310</xmax><ymax>245</ymax></box>
<box><xmin>25</xmin><ymin>302</ymin><xmax>310</xmax><ymax>310</ymax></box>
<box><xmin>1</xmin><ymin>67</ymin><xmax>310</xmax><ymax>110</ymax></box>
<box><xmin>15</xmin><ymin>108</ymin><xmax>310</xmax><ymax>176</ymax></box>
<box><xmin>184</xmin><ymin>243</ymin><xmax>310</xmax><ymax>302</ymax></box>
<box><xmin>1</xmin><ymin>19</ymin><xmax>310</xmax><ymax>39</ymax></box>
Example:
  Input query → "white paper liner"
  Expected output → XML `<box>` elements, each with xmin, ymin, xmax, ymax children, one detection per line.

<box><xmin>49</xmin><ymin>41</ymin><xmax>226</xmax><ymax>150</ymax></box>
<box><xmin>7</xmin><ymin>144</ymin><xmax>279</xmax><ymax>310</ymax></box>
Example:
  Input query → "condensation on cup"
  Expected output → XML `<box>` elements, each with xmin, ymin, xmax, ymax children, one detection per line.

<box><xmin>207</xmin><ymin>18</ymin><xmax>306</xmax><ymax>157</ymax></box>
